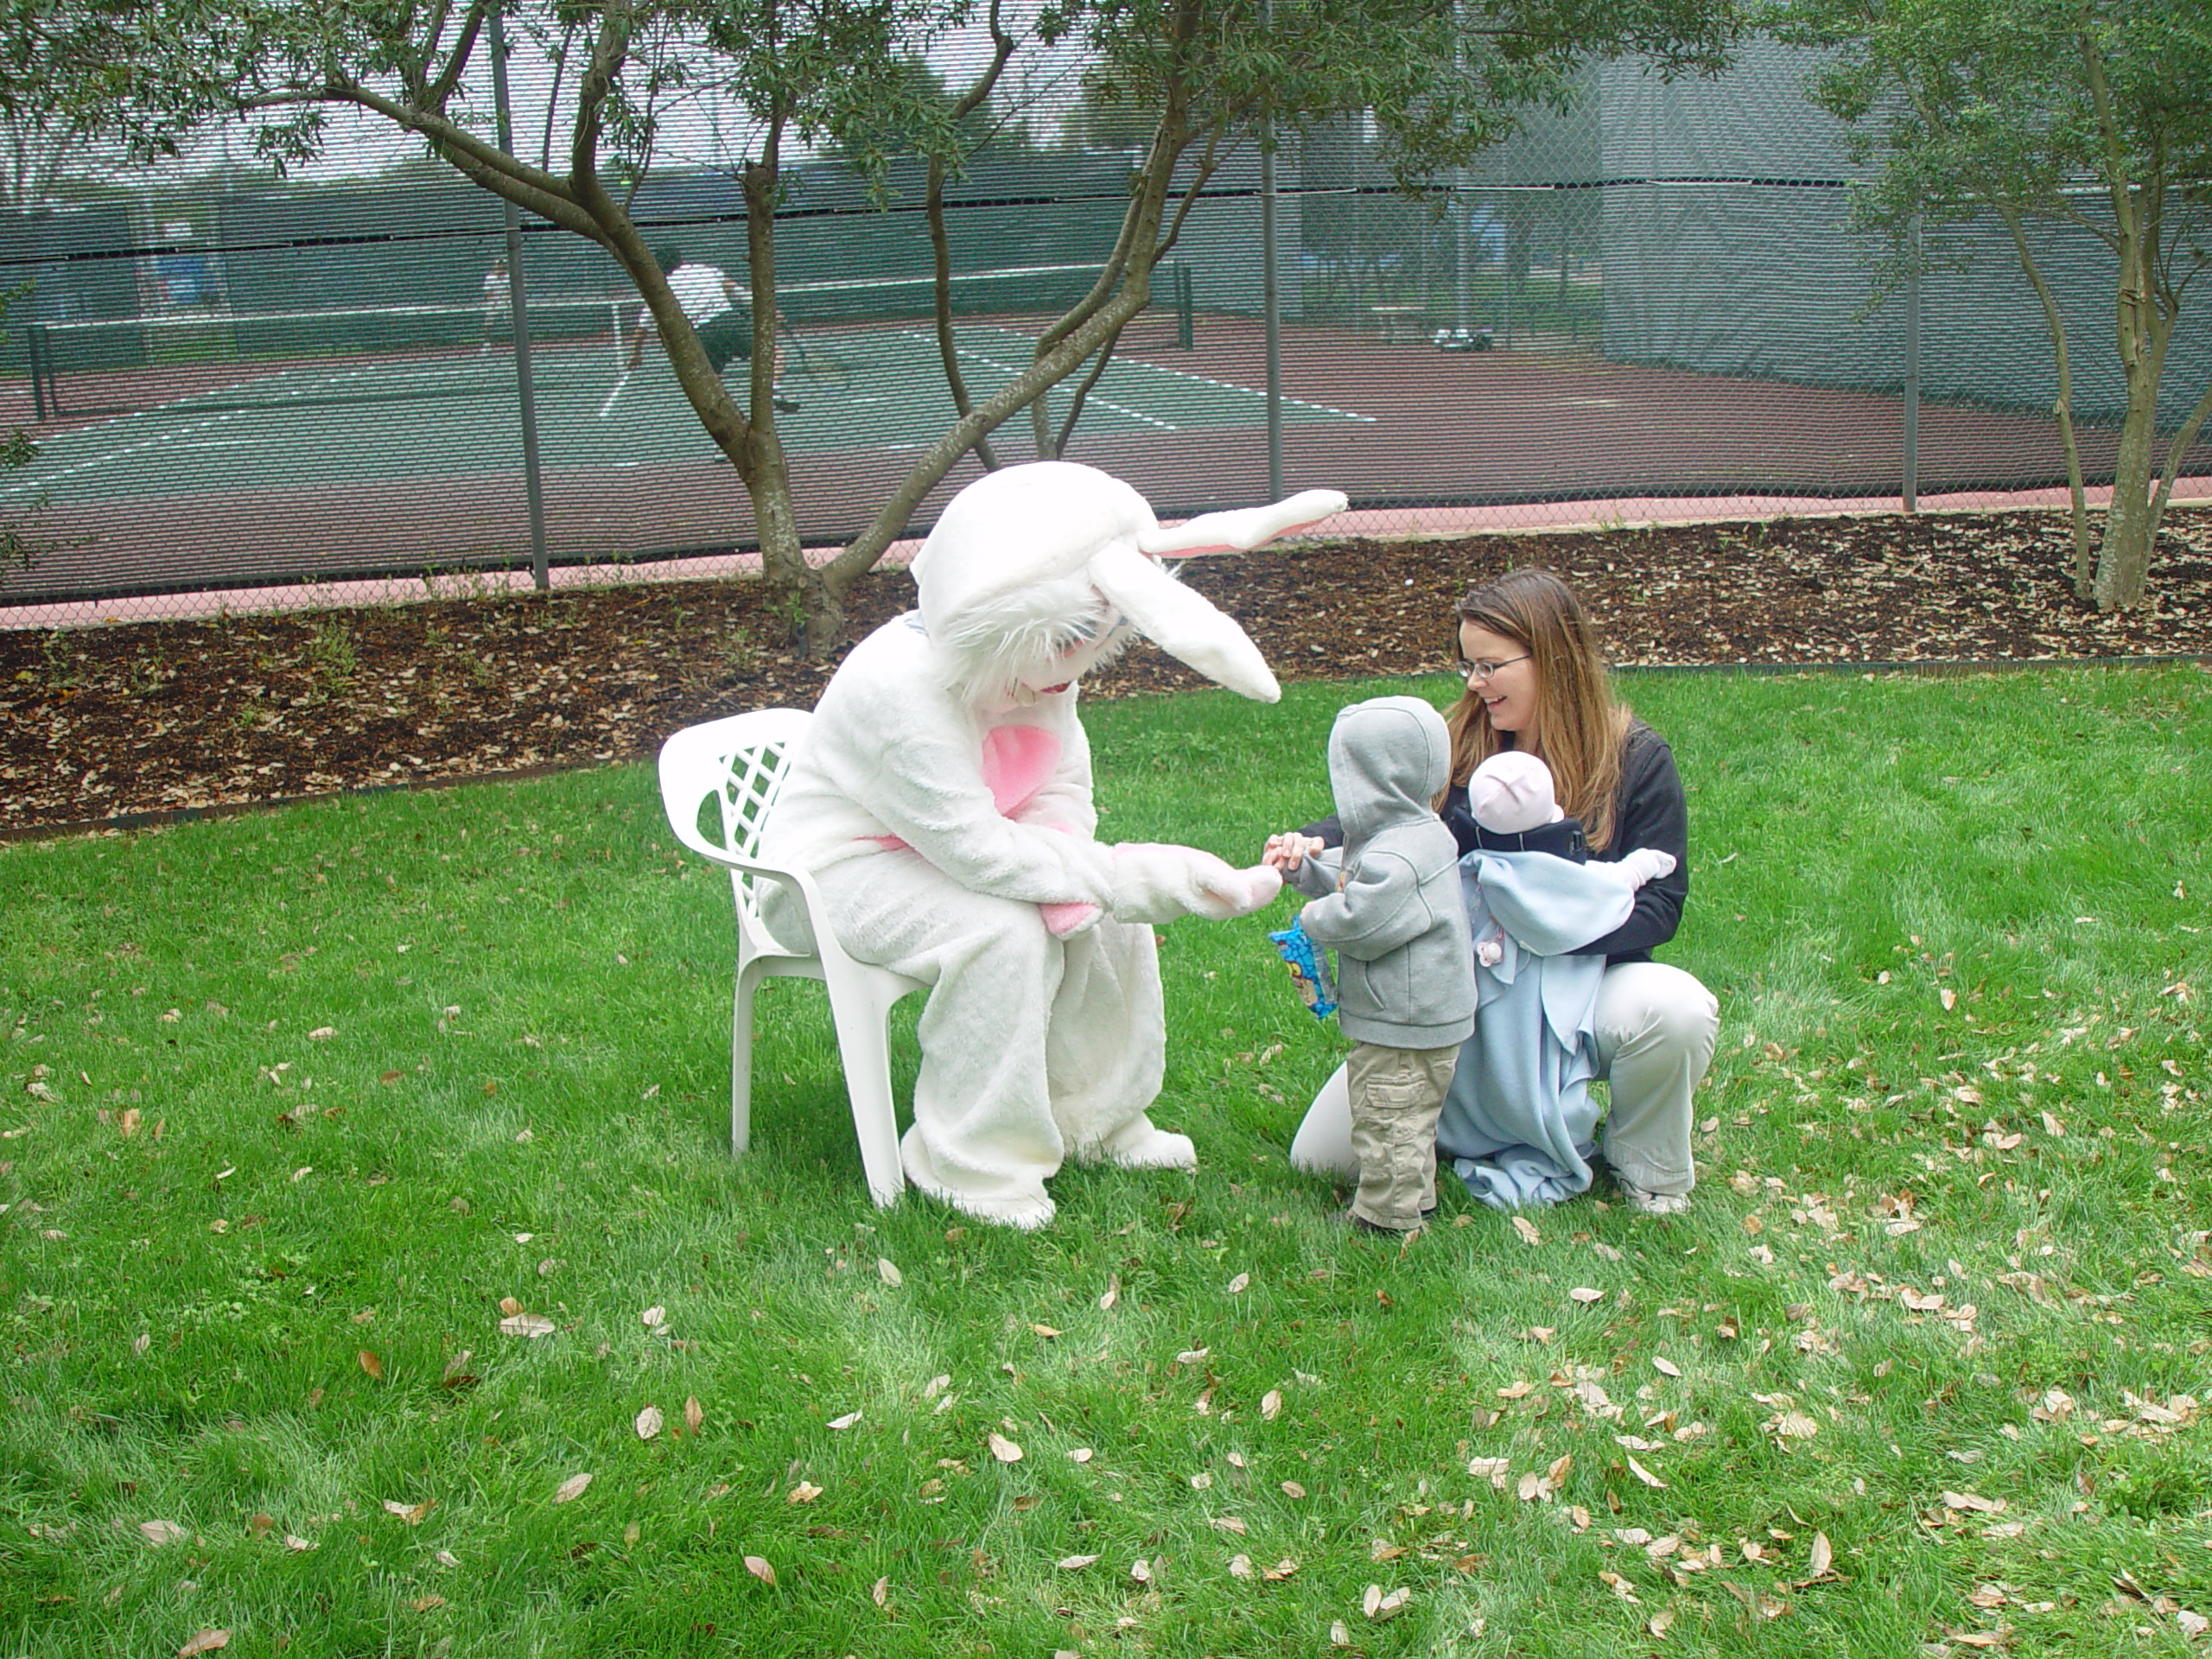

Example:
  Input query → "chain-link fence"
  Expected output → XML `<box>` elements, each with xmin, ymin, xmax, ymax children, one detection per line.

<box><xmin>4</xmin><ymin>40</ymin><xmax>2209</xmax><ymax>625</ymax></box>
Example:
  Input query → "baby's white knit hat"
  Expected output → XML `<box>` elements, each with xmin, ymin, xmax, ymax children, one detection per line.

<box><xmin>1468</xmin><ymin>750</ymin><xmax>1563</xmax><ymax>834</ymax></box>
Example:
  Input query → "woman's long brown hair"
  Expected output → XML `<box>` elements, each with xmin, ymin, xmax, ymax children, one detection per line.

<box><xmin>1444</xmin><ymin>569</ymin><xmax>1632</xmax><ymax>851</ymax></box>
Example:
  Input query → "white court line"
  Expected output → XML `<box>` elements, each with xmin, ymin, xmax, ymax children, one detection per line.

<box><xmin>908</xmin><ymin>334</ymin><xmax>1179</xmax><ymax>431</ymax></box>
<box><xmin>909</xmin><ymin>326</ymin><xmax>1376</xmax><ymax>424</ymax></box>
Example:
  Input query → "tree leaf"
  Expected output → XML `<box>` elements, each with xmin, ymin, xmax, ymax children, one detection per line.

<box><xmin>1512</xmin><ymin>1215</ymin><xmax>1541</xmax><ymax>1245</ymax></box>
<box><xmin>684</xmin><ymin>1395</ymin><xmax>704</xmax><ymax>1435</ymax></box>
<box><xmin>177</xmin><ymin>1632</ymin><xmax>231</xmax><ymax>1658</ymax></box>
<box><xmin>552</xmin><ymin>1471</ymin><xmax>593</xmax><ymax>1504</ymax></box>
<box><xmin>139</xmin><ymin>1520</ymin><xmax>188</xmax><ymax>1546</ymax></box>
<box><xmin>1057</xmin><ymin>1554</ymin><xmax>1100</xmax><ymax>1571</ymax></box>
<box><xmin>1229</xmin><ymin>1552</ymin><xmax>1255</xmax><ymax>1578</ymax></box>
<box><xmin>1226</xmin><ymin>1273</ymin><xmax>1250</xmax><ymax>1294</ymax></box>
<box><xmin>635</xmin><ymin>1405</ymin><xmax>664</xmax><ymax>1441</ymax></box>
<box><xmin>877</xmin><ymin>1257</ymin><xmax>902</xmax><ymax>1287</ymax></box>
<box><xmin>1098</xmin><ymin>1274</ymin><xmax>1120</xmax><ymax>1310</ymax></box>
<box><xmin>499</xmin><ymin>1312</ymin><xmax>556</xmax><ymax>1338</ymax></box>
<box><xmin>1626</xmin><ymin>1456</ymin><xmax>1668</xmax><ymax>1489</ymax></box>
<box><xmin>871</xmin><ymin>1575</ymin><xmax>890</xmax><ymax>1607</ymax></box>
<box><xmin>828</xmin><ymin>1410</ymin><xmax>862</xmax><ymax>1431</ymax></box>
<box><xmin>744</xmin><ymin>1555</ymin><xmax>776</xmax><ymax>1585</ymax></box>
<box><xmin>788</xmin><ymin>1481</ymin><xmax>823</xmax><ymax>1503</ymax></box>
<box><xmin>1569</xmin><ymin>1286</ymin><xmax>1604</xmax><ymax>1303</ymax></box>
<box><xmin>987</xmin><ymin>1433</ymin><xmax>1023</xmax><ymax>1463</ymax></box>
<box><xmin>357</xmin><ymin>1349</ymin><xmax>384</xmax><ymax>1381</ymax></box>
<box><xmin>1067</xmin><ymin>1446</ymin><xmax>1094</xmax><ymax>1464</ymax></box>
<box><xmin>1262</xmin><ymin>1389</ymin><xmax>1283</xmax><ymax>1420</ymax></box>
<box><xmin>380</xmin><ymin>1498</ymin><xmax>433</xmax><ymax>1525</ymax></box>
<box><xmin>1652</xmin><ymin>1356</ymin><xmax>1682</xmax><ymax>1377</ymax></box>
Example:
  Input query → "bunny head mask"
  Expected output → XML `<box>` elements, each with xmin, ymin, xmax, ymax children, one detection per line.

<box><xmin>912</xmin><ymin>461</ymin><xmax>1347</xmax><ymax>707</ymax></box>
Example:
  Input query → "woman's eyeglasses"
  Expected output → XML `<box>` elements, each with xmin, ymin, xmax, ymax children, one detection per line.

<box><xmin>1453</xmin><ymin>652</ymin><xmax>1531</xmax><ymax>681</ymax></box>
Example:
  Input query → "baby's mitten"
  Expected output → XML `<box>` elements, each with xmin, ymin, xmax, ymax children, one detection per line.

<box><xmin>1615</xmin><ymin>847</ymin><xmax>1677</xmax><ymax>889</ymax></box>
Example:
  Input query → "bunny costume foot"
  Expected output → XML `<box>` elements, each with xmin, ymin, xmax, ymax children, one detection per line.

<box><xmin>762</xmin><ymin>462</ymin><xmax>1344</xmax><ymax>1226</ymax></box>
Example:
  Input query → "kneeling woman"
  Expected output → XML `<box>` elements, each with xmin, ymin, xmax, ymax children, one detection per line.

<box><xmin>1286</xmin><ymin>568</ymin><xmax>1719</xmax><ymax>1212</ymax></box>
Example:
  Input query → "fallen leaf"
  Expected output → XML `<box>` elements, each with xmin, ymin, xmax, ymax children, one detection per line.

<box><xmin>987</xmin><ymin>1433</ymin><xmax>1023</xmax><ymax>1464</ymax></box>
<box><xmin>1281</xmin><ymin>1480</ymin><xmax>1306</xmax><ymax>1498</ymax></box>
<box><xmin>1942</xmin><ymin>1491</ymin><xmax>2005</xmax><ymax>1514</ymax></box>
<box><xmin>1799</xmin><ymin>1531</ymin><xmax>1835</xmax><ymax>1584</ymax></box>
<box><xmin>787</xmin><ymin>1480</ymin><xmax>823</xmax><ymax>1503</ymax></box>
<box><xmin>1058</xmin><ymin>1554</ymin><xmax>1101</xmax><ymax>1571</ymax></box>
<box><xmin>640</xmin><ymin>1305</ymin><xmax>667</xmax><ymax>1331</ymax></box>
<box><xmin>1626</xmin><ymin>1456</ymin><xmax>1669</xmax><ymax>1489</ymax></box>
<box><xmin>1569</xmin><ymin>1286</ymin><xmax>1604</xmax><ymax>1304</ymax></box>
<box><xmin>1030</xmin><ymin>1324</ymin><xmax>1062</xmax><ymax>1338</ymax></box>
<box><xmin>877</xmin><ymin>1258</ymin><xmax>902</xmax><ymax>1287</ymax></box>
<box><xmin>1067</xmin><ymin>1447</ymin><xmax>1094</xmax><ymax>1464</ymax></box>
<box><xmin>1365</xmin><ymin>1585</ymin><xmax>1411</xmax><ymax>1621</ymax></box>
<box><xmin>283</xmin><ymin>1535</ymin><xmax>315</xmax><ymax>1552</ymax></box>
<box><xmin>139</xmin><ymin>1520</ymin><xmax>188</xmax><ymax>1546</ymax></box>
<box><xmin>1176</xmin><ymin>1347</ymin><xmax>1211</xmax><ymax>1364</ymax></box>
<box><xmin>1512</xmin><ymin>1215</ymin><xmax>1542</xmax><ymax>1245</ymax></box>
<box><xmin>552</xmin><ymin>1472</ymin><xmax>593</xmax><ymax>1504</ymax></box>
<box><xmin>1129</xmin><ymin>1558</ymin><xmax>1153</xmax><ymax>1585</ymax></box>
<box><xmin>177</xmin><ymin>1632</ymin><xmax>230</xmax><ymax>1658</ymax></box>
<box><xmin>871</xmin><ymin>1576</ymin><xmax>889</xmax><ymax>1608</ymax></box>
<box><xmin>1190</xmin><ymin>1471</ymin><xmax>1213</xmax><ymax>1490</ymax></box>
<box><xmin>684</xmin><ymin>1395</ymin><xmax>704</xmax><ymax>1435</ymax></box>
<box><xmin>1098</xmin><ymin>1274</ymin><xmax>1119</xmax><ymax>1310</ymax></box>
<box><xmin>499</xmin><ymin>1313</ymin><xmax>556</xmax><ymax>1338</ymax></box>
<box><xmin>1262</xmin><ymin>1389</ymin><xmax>1283</xmax><ymax>1420</ymax></box>
<box><xmin>1653</xmin><ymin>1356</ymin><xmax>1682</xmax><ymax>1377</ymax></box>
<box><xmin>380</xmin><ymin>1498</ymin><xmax>434</xmax><ymax>1525</ymax></box>
<box><xmin>828</xmin><ymin>1410</ymin><xmax>863</xmax><ymax>1431</ymax></box>
<box><xmin>1229</xmin><ymin>1553</ymin><xmax>1255</xmax><ymax>1579</ymax></box>
<box><xmin>1263</xmin><ymin>1558</ymin><xmax>1300</xmax><ymax>1581</ymax></box>
<box><xmin>1939</xmin><ymin>986</ymin><xmax>1957</xmax><ymax>1011</ymax></box>
<box><xmin>635</xmin><ymin>1406</ymin><xmax>664</xmax><ymax>1441</ymax></box>
<box><xmin>357</xmin><ymin>1350</ymin><xmax>384</xmax><ymax>1381</ymax></box>
<box><xmin>410</xmin><ymin>1594</ymin><xmax>446</xmax><ymax>1611</ymax></box>
<box><xmin>1212</xmin><ymin>1516</ymin><xmax>1249</xmax><ymax>1535</ymax></box>
<box><xmin>744</xmin><ymin>1555</ymin><xmax>775</xmax><ymax>1585</ymax></box>
<box><xmin>1330</xmin><ymin>1620</ymin><xmax>1351</xmax><ymax>1647</ymax></box>
<box><xmin>1649</xmin><ymin>1608</ymin><xmax>1676</xmax><ymax>1638</ymax></box>
<box><xmin>1226</xmin><ymin>1273</ymin><xmax>1250</xmax><ymax>1294</ymax></box>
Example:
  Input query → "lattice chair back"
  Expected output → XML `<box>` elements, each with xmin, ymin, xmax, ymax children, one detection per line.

<box><xmin>657</xmin><ymin>707</ymin><xmax>921</xmax><ymax>1208</ymax></box>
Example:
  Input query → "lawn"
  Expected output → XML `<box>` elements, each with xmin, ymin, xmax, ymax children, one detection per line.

<box><xmin>2</xmin><ymin>664</ymin><xmax>2208</xmax><ymax>1659</ymax></box>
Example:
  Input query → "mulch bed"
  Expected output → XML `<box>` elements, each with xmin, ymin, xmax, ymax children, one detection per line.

<box><xmin>5</xmin><ymin>505</ymin><xmax>2210</xmax><ymax>835</ymax></box>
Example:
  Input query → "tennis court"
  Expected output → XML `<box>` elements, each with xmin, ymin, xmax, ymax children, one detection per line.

<box><xmin>10</xmin><ymin>314</ymin><xmax>1360</xmax><ymax>505</ymax></box>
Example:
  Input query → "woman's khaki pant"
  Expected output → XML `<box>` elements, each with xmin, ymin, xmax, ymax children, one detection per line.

<box><xmin>1293</xmin><ymin>961</ymin><xmax>1719</xmax><ymax>1200</ymax></box>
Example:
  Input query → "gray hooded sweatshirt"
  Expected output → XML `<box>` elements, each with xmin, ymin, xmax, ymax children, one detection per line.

<box><xmin>1289</xmin><ymin>696</ymin><xmax>1478</xmax><ymax>1050</ymax></box>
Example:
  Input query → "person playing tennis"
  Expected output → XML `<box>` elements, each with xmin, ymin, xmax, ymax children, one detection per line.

<box><xmin>626</xmin><ymin>244</ymin><xmax>795</xmax><ymax>413</ymax></box>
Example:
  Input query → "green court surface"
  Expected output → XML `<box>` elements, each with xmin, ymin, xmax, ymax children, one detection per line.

<box><xmin>3</xmin><ymin>323</ymin><xmax>1370</xmax><ymax>507</ymax></box>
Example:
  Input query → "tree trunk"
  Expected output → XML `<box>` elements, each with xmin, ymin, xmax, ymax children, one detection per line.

<box><xmin>2094</xmin><ymin>390</ymin><xmax>2159</xmax><ymax>611</ymax></box>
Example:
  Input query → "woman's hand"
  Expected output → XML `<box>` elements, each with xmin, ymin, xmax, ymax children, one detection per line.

<box><xmin>1262</xmin><ymin>832</ymin><xmax>1326</xmax><ymax>873</ymax></box>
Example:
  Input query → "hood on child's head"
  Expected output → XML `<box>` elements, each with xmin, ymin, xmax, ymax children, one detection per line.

<box><xmin>909</xmin><ymin>461</ymin><xmax>1344</xmax><ymax>708</ymax></box>
<box><xmin>1326</xmin><ymin>696</ymin><xmax>1451</xmax><ymax>840</ymax></box>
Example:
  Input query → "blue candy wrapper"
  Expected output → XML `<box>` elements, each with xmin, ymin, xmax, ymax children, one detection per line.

<box><xmin>1268</xmin><ymin>916</ymin><xmax>1338</xmax><ymax>1020</ymax></box>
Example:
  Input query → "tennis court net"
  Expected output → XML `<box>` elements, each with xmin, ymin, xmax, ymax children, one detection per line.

<box><xmin>23</xmin><ymin>294</ymin><xmax>630</xmax><ymax>420</ymax></box>
<box><xmin>21</xmin><ymin>262</ymin><xmax>1196</xmax><ymax>422</ymax></box>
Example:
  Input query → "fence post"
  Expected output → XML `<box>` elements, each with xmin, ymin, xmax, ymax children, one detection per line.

<box><xmin>1903</xmin><ymin>219</ymin><xmax>1921</xmax><ymax>513</ymax></box>
<box><xmin>490</xmin><ymin>8</ymin><xmax>551</xmax><ymax>591</ymax></box>
<box><xmin>1260</xmin><ymin>0</ymin><xmax>1283</xmax><ymax>501</ymax></box>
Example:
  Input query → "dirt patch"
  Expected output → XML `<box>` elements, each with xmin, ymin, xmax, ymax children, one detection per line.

<box><xmin>5</xmin><ymin>505</ymin><xmax>2210</xmax><ymax>833</ymax></box>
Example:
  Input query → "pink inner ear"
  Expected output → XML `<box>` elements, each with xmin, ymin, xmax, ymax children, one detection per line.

<box><xmin>981</xmin><ymin>724</ymin><xmax>1062</xmax><ymax>817</ymax></box>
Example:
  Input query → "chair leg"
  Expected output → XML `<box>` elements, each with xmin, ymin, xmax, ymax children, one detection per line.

<box><xmin>730</xmin><ymin>963</ymin><xmax>765</xmax><ymax>1159</ymax></box>
<box><xmin>824</xmin><ymin>982</ymin><xmax>909</xmax><ymax>1210</ymax></box>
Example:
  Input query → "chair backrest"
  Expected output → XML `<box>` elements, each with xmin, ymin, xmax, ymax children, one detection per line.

<box><xmin>658</xmin><ymin>708</ymin><xmax>813</xmax><ymax>933</ymax></box>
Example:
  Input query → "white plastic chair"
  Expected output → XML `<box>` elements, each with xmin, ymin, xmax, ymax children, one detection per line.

<box><xmin>657</xmin><ymin>708</ymin><xmax>925</xmax><ymax>1207</ymax></box>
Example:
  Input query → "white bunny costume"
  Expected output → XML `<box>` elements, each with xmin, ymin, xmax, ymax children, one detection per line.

<box><xmin>762</xmin><ymin>461</ymin><xmax>1345</xmax><ymax>1229</ymax></box>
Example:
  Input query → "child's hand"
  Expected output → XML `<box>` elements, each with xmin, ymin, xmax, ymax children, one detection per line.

<box><xmin>1262</xmin><ymin>832</ymin><xmax>1326</xmax><ymax>873</ymax></box>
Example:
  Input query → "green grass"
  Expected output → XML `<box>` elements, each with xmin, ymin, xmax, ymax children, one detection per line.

<box><xmin>3</xmin><ymin>664</ymin><xmax>2209</xmax><ymax>1658</ymax></box>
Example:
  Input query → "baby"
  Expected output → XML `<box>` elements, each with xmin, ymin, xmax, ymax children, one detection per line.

<box><xmin>1441</xmin><ymin>750</ymin><xmax>1675</xmax><ymax>1210</ymax></box>
<box><xmin>1265</xmin><ymin>696</ymin><xmax>1476</xmax><ymax>1233</ymax></box>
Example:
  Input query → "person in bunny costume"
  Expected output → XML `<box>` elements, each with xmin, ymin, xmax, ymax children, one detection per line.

<box><xmin>762</xmin><ymin>461</ymin><xmax>1347</xmax><ymax>1229</ymax></box>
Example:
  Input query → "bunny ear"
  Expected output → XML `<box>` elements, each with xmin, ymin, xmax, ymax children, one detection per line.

<box><xmin>1088</xmin><ymin>541</ymin><xmax>1281</xmax><ymax>702</ymax></box>
<box><xmin>1135</xmin><ymin>489</ymin><xmax>1348</xmax><ymax>557</ymax></box>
